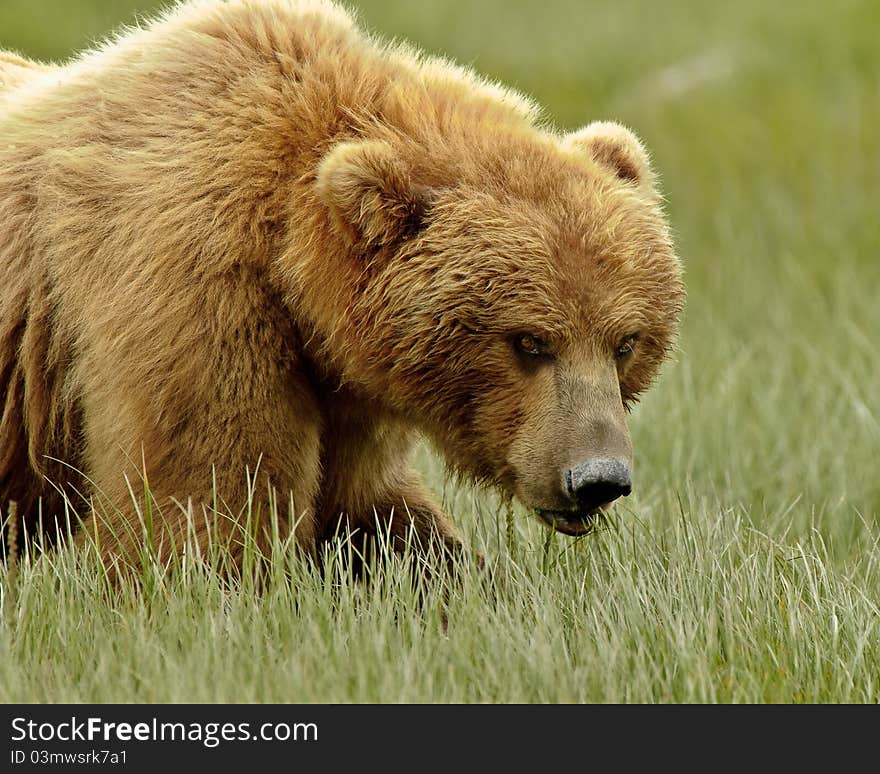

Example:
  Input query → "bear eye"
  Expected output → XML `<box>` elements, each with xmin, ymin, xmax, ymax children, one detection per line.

<box><xmin>615</xmin><ymin>333</ymin><xmax>639</xmax><ymax>359</ymax></box>
<box><xmin>513</xmin><ymin>333</ymin><xmax>544</xmax><ymax>357</ymax></box>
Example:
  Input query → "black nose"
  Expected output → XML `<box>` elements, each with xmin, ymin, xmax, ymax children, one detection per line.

<box><xmin>566</xmin><ymin>458</ymin><xmax>632</xmax><ymax>511</ymax></box>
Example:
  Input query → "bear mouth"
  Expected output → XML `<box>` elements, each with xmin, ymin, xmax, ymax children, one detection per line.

<box><xmin>535</xmin><ymin>509</ymin><xmax>602</xmax><ymax>536</ymax></box>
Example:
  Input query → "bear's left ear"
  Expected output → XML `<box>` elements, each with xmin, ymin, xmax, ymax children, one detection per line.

<box><xmin>563</xmin><ymin>121</ymin><xmax>654</xmax><ymax>189</ymax></box>
<box><xmin>316</xmin><ymin>139</ymin><xmax>431</xmax><ymax>251</ymax></box>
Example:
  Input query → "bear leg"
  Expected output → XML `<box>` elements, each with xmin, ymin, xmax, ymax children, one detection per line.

<box><xmin>322</xmin><ymin>474</ymin><xmax>463</xmax><ymax>577</ymax></box>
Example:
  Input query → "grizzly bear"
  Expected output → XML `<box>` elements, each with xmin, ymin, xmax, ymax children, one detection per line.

<box><xmin>0</xmin><ymin>0</ymin><xmax>683</xmax><ymax>572</ymax></box>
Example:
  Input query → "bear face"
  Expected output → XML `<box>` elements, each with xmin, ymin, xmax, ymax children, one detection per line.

<box><xmin>316</xmin><ymin>121</ymin><xmax>684</xmax><ymax>535</ymax></box>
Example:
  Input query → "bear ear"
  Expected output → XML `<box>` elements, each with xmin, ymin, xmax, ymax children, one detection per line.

<box><xmin>316</xmin><ymin>139</ymin><xmax>431</xmax><ymax>250</ymax></box>
<box><xmin>564</xmin><ymin>121</ymin><xmax>654</xmax><ymax>188</ymax></box>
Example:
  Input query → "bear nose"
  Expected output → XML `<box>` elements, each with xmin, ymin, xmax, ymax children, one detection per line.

<box><xmin>565</xmin><ymin>458</ymin><xmax>632</xmax><ymax>511</ymax></box>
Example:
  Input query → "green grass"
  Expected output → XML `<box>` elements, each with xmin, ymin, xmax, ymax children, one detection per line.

<box><xmin>1</xmin><ymin>0</ymin><xmax>879</xmax><ymax>702</ymax></box>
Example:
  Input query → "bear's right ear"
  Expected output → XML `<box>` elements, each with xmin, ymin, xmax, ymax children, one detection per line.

<box><xmin>316</xmin><ymin>140</ymin><xmax>431</xmax><ymax>251</ymax></box>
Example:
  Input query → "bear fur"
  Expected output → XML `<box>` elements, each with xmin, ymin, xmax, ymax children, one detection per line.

<box><xmin>0</xmin><ymin>0</ymin><xmax>683</xmax><ymax>571</ymax></box>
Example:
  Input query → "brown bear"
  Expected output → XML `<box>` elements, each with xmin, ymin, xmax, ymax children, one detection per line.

<box><xmin>0</xmin><ymin>0</ymin><xmax>684</xmax><ymax>571</ymax></box>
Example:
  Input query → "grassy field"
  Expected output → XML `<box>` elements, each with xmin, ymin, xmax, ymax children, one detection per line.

<box><xmin>1</xmin><ymin>0</ymin><xmax>879</xmax><ymax>702</ymax></box>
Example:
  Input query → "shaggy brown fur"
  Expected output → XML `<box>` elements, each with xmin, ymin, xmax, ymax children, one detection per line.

<box><xmin>0</xmin><ymin>0</ymin><xmax>684</xmax><ymax>571</ymax></box>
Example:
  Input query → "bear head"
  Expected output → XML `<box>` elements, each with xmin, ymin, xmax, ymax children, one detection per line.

<box><xmin>313</xmin><ymin>120</ymin><xmax>684</xmax><ymax>535</ymax></box>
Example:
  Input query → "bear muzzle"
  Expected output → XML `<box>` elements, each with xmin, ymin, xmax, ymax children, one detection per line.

<box><xmin>536</xmin><ymin>457</ymin><xmax>632</xmax><ymax>535</ymax></box>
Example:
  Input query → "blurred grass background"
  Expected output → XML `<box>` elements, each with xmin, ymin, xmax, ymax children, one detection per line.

<box><xmin>1</xmin><ymin>0</ymin><xmax>878</xmax><ymax>702</ymax></box>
